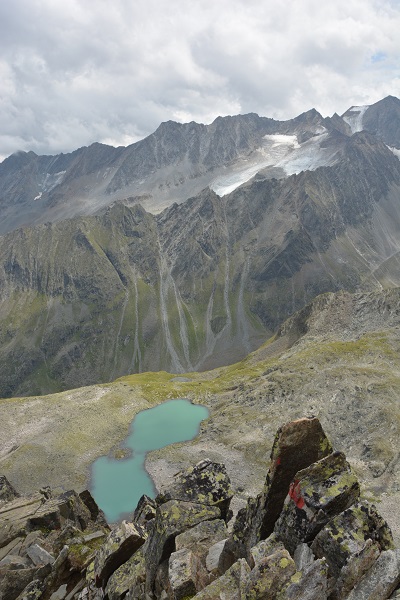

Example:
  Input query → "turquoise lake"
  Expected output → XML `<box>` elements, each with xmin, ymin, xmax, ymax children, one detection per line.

<box><xmin>91</xmin><ymin>398</ymin><xmax>209</xmax><ymax>522</ymax></box>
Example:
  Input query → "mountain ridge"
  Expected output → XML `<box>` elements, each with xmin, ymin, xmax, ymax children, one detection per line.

<box><xmin>1</xmin><ymin>95</ymin><xmax>399</xmax><ymax>236</ymax></box>
<box><xmin>1</xmin><ymin>124</ymin><xmax>400</xmax><ymax>396</ymax></box>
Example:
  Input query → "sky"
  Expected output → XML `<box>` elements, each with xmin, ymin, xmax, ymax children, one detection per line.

<box><xmin>0</xmin><ymin>0</ymin><xmax>399</xmax><ymax>161</ymax></box>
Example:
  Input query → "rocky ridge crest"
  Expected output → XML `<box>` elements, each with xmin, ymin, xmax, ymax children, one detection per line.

<box><xmin>1</xmin><ymin>418</ymin><xmax>399</xmax><ymax>599</ymax></box>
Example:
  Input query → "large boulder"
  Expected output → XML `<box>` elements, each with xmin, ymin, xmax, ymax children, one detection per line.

<box><xmin>274</xmin><ymin>451</ymin><xmax>360</xmax><ymax>553</ymax></box>
<box><xmin>175</xmin><ymin>519</ymin><xmax>228</xmax><ymax>563</ymax></box>
<box><xmin>145</xmin><ymin>500</ymin><xmax>221</xmax><ymax>595</ymax></box>
<box><xmin>156</xmin><ymin>459</ymin><xmax>233</xmax><ymax>519</ymax></box>
<box><xmin>192</xmin><ymin>558</ymin><xmax>251</xmax><ymax>600</ymax></box>
<box><xmin>278</xmin><ymin>559</ymin><xmax>329</xmax><ymax>599</ymax></box>
<box><xmin>94</xmin><ymin>520</ymin><xmax>146</xmax><ymax>588</ymax></box>
<box><xmin>224</xmin><ymin>417</ymin><xmax>333</xmax><ymax>562</ymax></box>
<box><xmin>168</xmin><ymin>547</ymin><xmax>207</xmax><ymax>599</ymax></box>
<box><xmin>245</xmin><ymin>548</ymin><xmax>297</xmax><ymax>599</ymax></box>
<box><xmin>104</xmin><ymin>545</ymin><xmax>146</xmax><ymax>600</ymax></box>
<box><xmin>345</xmin><ymin>549</ymin><xmax>400</xmax><ymax>600</ymax></box>
<box><xmin>312</xmin><ymin>501</ymin><xmax>395</xmax><ymax>598</ymax></box>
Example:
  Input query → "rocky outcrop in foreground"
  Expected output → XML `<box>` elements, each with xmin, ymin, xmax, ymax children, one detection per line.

<box><xmin>1</xmin><ymin>417</ymin><xmax>399</xmax><ymax>599</ymax></box>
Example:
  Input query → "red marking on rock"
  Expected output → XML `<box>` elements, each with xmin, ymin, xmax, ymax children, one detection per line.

<box><xmin>275</xmin><ymin>457</ymin><xmax>281</xmax><ymax>466</ymax></box>
<box><xmin>289</xmin><ymin>479</ymin><xmax>305</xmax><ymax>510</ymax></box>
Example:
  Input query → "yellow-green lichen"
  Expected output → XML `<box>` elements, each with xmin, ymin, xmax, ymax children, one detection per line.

<box><xmin>279</xmin><ymin>557</ymin><xmax>291</xmax><ymax>568</ymax></box>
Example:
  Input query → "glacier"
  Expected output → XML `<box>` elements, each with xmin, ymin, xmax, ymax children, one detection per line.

<box><xmin>211</xmin><ymin>133</ymin><xmax>339</xmax><ymax>197</ymax></box>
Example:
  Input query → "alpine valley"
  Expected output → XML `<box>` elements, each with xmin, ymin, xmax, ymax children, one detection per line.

<box><xmin>1</xmin><ymin>96</ymin><xmax>400</xmax><ymax>397</ymax></box>
<box><xmin>1</xmin><ymin>96</ymin><xmax>400</xmax><ymax>598</ymax></box>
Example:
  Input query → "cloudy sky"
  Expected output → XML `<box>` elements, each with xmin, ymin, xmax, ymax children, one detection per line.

<box><xmin>1</xmin><ymin>0</ymin><xmax>399</xmax><ymax>160</ymax></box>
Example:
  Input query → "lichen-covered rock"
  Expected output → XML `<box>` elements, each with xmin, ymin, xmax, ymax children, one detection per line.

<box><xmin>1</xmin><ymin>418</ymin><xmax>399</xmax><ymax>600</ymax></box>
<box><xmin>250</xmin><ymin>534</ymin><xmax>286</xmax><ymax>568</ymax></box>
<box><xmin>94</xmin><ymin>520</ymin><xmax>146</xmax><ymax>588</ymax></box>
<box><xmin>345</xmin><ymin>549</ymin><xmax>400</xmax><ymax>600</ymax></box>
<box><xmin>334</xmin><ymin>539</ymin><xmax>380</xmax><ymax>600</ymax></box>
<box><xmin>168</xmin><ymin>547</ymin><xmax>206</xmax><ymax>599</ymax></box>
<box><xmin>293</xmin><ymin>543</ymin><xmax>315</xmax><ymax>571</ymax></box>
<box><xmin>311</xmin><ymin>501</ymin><xmax>395</xmax><ymax>597</ymax></box>
<box><xmin>245</xmin><ymin>547</ymin><xmax>297</xmax><ymax>600</ymax></box>
<box><xmin>277</xmin><ymin>558</ymin><xmax>328</xmax><ymax>599</ymax></box>
<box><xmin>14</xmin><ymin>579</ymin><xmax>43</xmax><ymax>600</ymax></box>
<box><xmin>145</xmin><ymin>500</ymin><xmax>221</xmax><ymax>595</ymax></box>
<box><xmin>311</xmin><ymin>501</ymin><xmax>394</xmax><ymax>577</ymax></box>
<box><xmin>175</xmin><ymin>519</ymin><xmax>227</xmax><ymax>562</ymax></box>
<box><xmin>0</xmin><ymin>564</ymin><xmax>51</xmax><ymax>600</ymax></box>
<box><xmin>154</xmin><ymin>558</ymin><xmax>169</xmax><ymax>599</ymax></box>
<box><xmin>274</xmin><ymin>452</ymin><xmax>360</xmax><ymax>553</ymax></box>
<box><xmin>224</xmin><ymin>417</ymin><xmax>333</xmax><ymax>562</ymax></box>
<box><xmin>264</xmin><ymin>417</ymin><xmax>333</xmax><ymax>521</ymax></box>
<box><xmin>156</xmin><ymin>460</ymin><xmax>233</xmax><ymax>519</ymax></box>
<box><xmin>132</xmin><ymin>494</ymin><xmax>157</xmax><ymax>529</ymax></box>
<box><xmin>105</xmin><ymin>546</ymin><xmax>146</xmax><ymax>600</ymax></box>
<box><xmin>192</xmin><ymin>558</ymin><xmax>251</xmax><ymax>599</ymax></box>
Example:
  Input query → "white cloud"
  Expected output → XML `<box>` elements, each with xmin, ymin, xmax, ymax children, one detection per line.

<box><xmin>0</xmin><ymin>0</ymin><xmax>399</xmax><ymax>158</ymax></box>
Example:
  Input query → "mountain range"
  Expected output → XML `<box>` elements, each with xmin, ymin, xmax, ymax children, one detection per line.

<box><xmin>0</xmin><ymin>96</ymin><xmax>400</xmax><ymax>397</ymax></box>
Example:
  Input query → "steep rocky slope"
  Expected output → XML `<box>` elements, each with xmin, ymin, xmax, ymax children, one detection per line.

<box><xmin>1</xmin><ymin>128</ymin><xmax>400</xmax><ymax>396</ymax></box>
<box><xmin>1</xmin><ymin>286</ymin><xmax>400</xmax><ymax>548</ymax></box>
<box><xmin>0</xmin><ymin>110</ymin><xmax>327</xmax><ymax>234</ymax></box>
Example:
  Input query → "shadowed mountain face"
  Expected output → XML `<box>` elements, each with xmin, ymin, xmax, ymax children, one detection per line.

<box><xmin>1</xmin><ymin>113</ymin><xmax>400</xmax><ymax>396</ymax></box>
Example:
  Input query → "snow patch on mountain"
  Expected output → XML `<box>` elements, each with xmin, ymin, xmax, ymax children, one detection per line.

<box><xmin>32</xmin><ymin>171</ymin><xmax>67</xmax><ymax>203</ymax></box>
<box><xmin>276</xmin><ymin>133</ymin><xmax>338</xmax><ymax>175</ymax></box>
<box><xmin>388</xmin><ymin>146</ymin><xmax>400</xmax><ymax>160</ymax></box>
<box><xmin>211</xmin><ymin>133</ymin><xmax>339</xmax><ymax>197</ymax></box>
<box><xmin>43</xmin><ymin>171</ymin><xmax>66</xmax><ymax>192</ymax></box>
<box><xmin>342</xmin><ymin>105</ymin><xmax>369</xmax><ymax>133</ymax></box>
<box><xmin>211</xmin><ymin>134</ymin><xmax>298</xmax><ymax>196</ymax></box>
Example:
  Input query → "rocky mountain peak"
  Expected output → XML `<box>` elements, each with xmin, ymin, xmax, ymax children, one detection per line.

<box><xmin>363</xmin><ymin>95</ymin><xmax>400</xmax><ymax>149</ymax></box>
<box><xmin>0</xmin><ymin>95</ymin><xmax>398</xmax><ymax>235</ymax></box>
